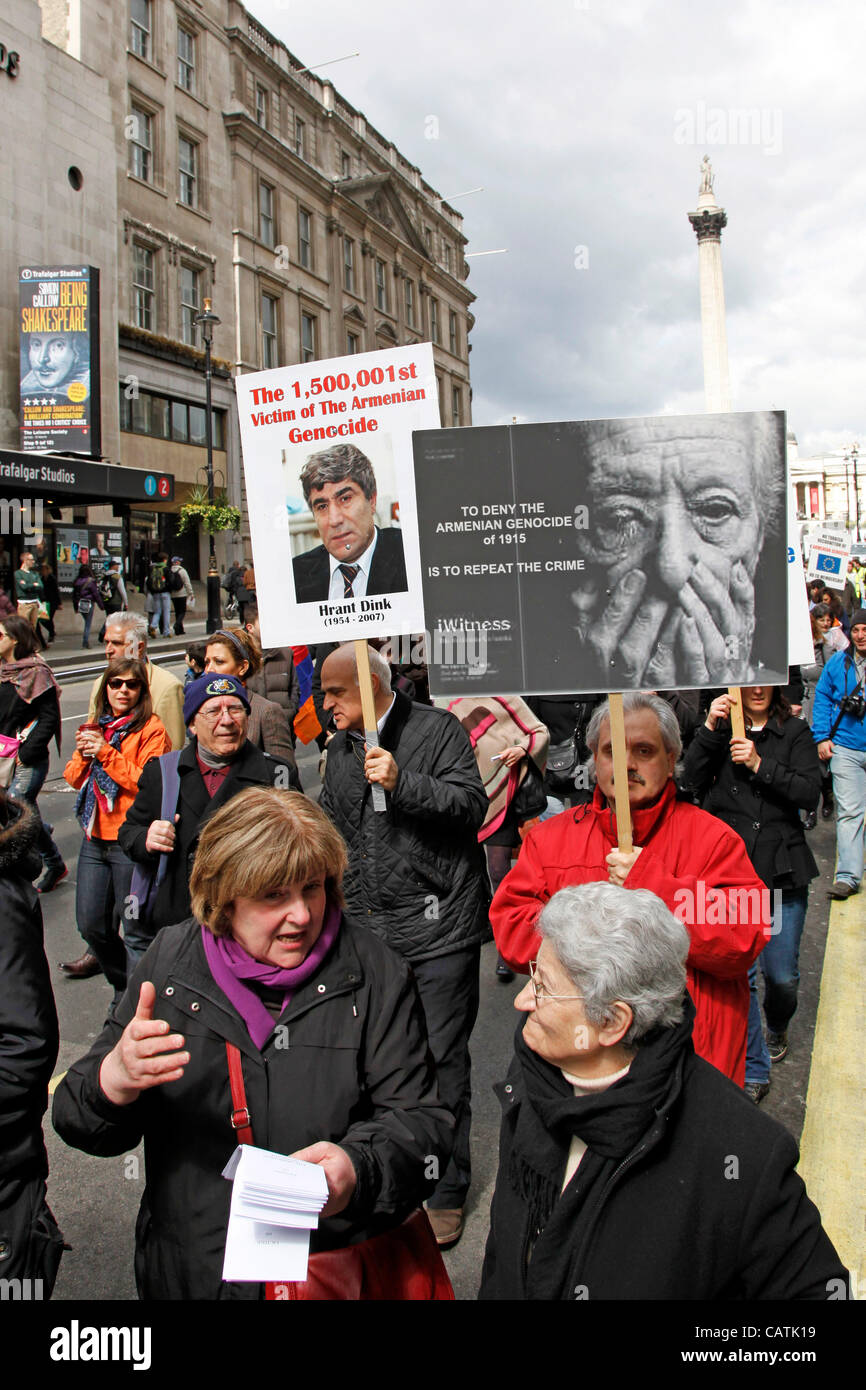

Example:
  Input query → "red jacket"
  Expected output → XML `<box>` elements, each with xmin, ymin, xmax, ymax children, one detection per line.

<box><xmin>491</xmin><ymin>782</ymin><xmax>769</xmax><ymax>1085</ymax></box>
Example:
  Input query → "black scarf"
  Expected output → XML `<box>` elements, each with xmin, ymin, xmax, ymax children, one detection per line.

<box><xmin>508</xmin><ymin>998</ymin><xmax>695</xmax><ymax>1299</ymax></box>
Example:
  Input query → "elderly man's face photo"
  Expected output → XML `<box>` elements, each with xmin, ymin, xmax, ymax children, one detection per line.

<box><xmin>309</xmin><ymin>478</ymin><xmax>377</xmax><ymax>564</ymax></box>
<box><xmin>27</xmin><ymin>333</ymin><xmax>78</xmax><ymax>390</ymax></box>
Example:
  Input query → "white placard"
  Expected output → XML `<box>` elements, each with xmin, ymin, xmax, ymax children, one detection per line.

<box><xmin>236</xmin><ymin>344</ymin><xmax>439</xmax><ymax>647</ymax></box>
<box><xmin>788</xmin><ymin>494</ymin><xmax>817</xmax><ymax>665</ymax></box>
<box><xmin>805</xmin><ymin>523</ymin><xmax>850</xmax><ymax>591</ymax></box>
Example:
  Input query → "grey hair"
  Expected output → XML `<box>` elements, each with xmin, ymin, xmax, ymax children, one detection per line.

<box><xmin>336</xmin><ymin>641</ymin><xmax>392</xmax><ymax>695</ymax></box>
<box><xmin>586</xmin><ymin>692</ymin><xmax>682</xmax><ymax>769</ymax></box>
<box><xmin>538</xmin><ymin>882</ymin><xmax>690</xmax><ymax>1046</ymax></box>
<box><xmin>300</xmin><ymin>443</ymin><xmax>377</xmax><ymax>506</ymax></box>
<box><xmin>105</xmin><ymin>611</ymin><xmax>148</xmax><ymax>648</ymax></box>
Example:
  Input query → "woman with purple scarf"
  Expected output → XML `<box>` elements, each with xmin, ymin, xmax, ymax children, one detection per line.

<box><xmin>53</xmin><ymin>787</ymin><xmax>455</xmax><ymax>1301</ymax></box>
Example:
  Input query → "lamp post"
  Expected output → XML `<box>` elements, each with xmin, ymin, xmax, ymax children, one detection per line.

<box><xmin>851</xmin><ymin>442</ymin><xmax>861</xmax><ymax>542</ymax></box>
<box><xmin>195</xmin><ymin>297</ymin><xmax>222</xmax><ymax>633</ymax></box>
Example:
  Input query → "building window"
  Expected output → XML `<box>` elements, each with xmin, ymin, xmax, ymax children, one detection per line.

<box><xmin>255</xmin><ymin>85</ymin><xmax>269</xmax><ymax>129</ymax></box>
<box><xmin>180</xmin><ymin>266</ymin><xmax>200</xmax><ymax>346</ymax></box>
<box><xmin>295</xmin><ymin>116</ymin><xmax>305</xmax><ymax>158</ymax></box>
<box><xmin>129</xmin><ymin>106</ymin><xmax>153</xmax><ymax>182</ymax></box>
<box><xmin>120</xmin><ymin>385</ymin><xmax>225</xmax><ymax>447</ymax></box>
<box><xmin>375</xmin><ymin>259</ymin><xmax>388</xmax><ymax>312</ymax></box>
<box><xmin>341</xmin><ymin>150</ymin><xmax>352</xmax><ymax>178</ymax></box>
<box><xmin>178</xmin><ymin>135</ymin><xmax>198</xmax><ymax>207</ymax></box>
<box><xmin>449</xmin><ymin>309</ymin><xmax>458</xmax><ymax>355</ymax></box>
<box><xmin>346</xmin><ymin>330</ymin><xmax>360</xmax><ymax>355</ymax></box>
<box><xmin>261</xmin><ymin>293</ymin><xmax>278</xmax><ymax>368</ymax></box>
<box><xmin>404</xmin><ymin>278</ymin><xmax>415</xmax><ymax>328</ymax></box>
<box><xmin>424</xmin><ymin>226</ymin><xmax>432</xmax><ymax>251</ymax></box>
<box><xmin>130</xmin><ymin>0</ymin><xmax>151</xmax><ymax>60</ymax></box>
<box><xmin>452</xmin><ymin>384</ymin><xmax>462</xmax><ymax>427</ymax></box>
<box><xmin>132</xmin><ymin>242</ymin><xmax>155</xmax><ymax>331</ymax></box>
<box><xmin>430</xmin><ymin>297</ymin><xmax>440</xmax><ymax>345</ymax></box>
<box><xmin>259</xmin><ymin>182</ymin><xmax>275</xmax><ymax>247</ymax></box>
<box><xmin>177</xmin><ymin>26</ymin><xmax>195</xmax><ymax>91</ymax></box>
<box><xmin>301</xmin><ymin>312</ymin><xmax>316</xmax><ymax>363</ymax></box>
<box><xmin>436</xmin><ymin>375</ymin><xmax>444</xmax><ymax>425</ymax></box>
<box><xmin>298</xmin><ymin>208</ymin><xmax>312</xmax><ymax>269</ymax></box>
<box><xmin>343</xmin><ymin>238</ymin><xmax>355</xmax><ymax>294</ymax></box>
<box><xmin>443</xmin><ymin>243</ymin><xmax>452</xmax><ymax>273</ymax></box>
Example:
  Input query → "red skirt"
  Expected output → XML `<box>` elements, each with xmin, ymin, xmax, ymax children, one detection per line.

<box><xmin>266</xmin><ymin>1209</ymin><xmax>454</xmax><ymax>1301</ymax></box>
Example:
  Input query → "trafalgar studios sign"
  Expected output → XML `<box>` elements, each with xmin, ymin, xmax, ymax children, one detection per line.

<box><xmin>19</xmin><ymin>265</ymin><xmax>101</xmax><ymax>456</ymax></box>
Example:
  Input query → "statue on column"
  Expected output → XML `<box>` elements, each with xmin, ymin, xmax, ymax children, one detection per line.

<box><xmin>700</xmin><ymin>155</ymin><xmax>714</xmax><ymax>195</ymax></box>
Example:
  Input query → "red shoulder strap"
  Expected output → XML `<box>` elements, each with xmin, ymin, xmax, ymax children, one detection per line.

<box><xmin>225</xmin><ymin>1041</ymin><xmax>254</xmax><ymax>1146</ymax></box>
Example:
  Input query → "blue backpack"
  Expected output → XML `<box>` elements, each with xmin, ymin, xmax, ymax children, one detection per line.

<box><xmin>126</xmin><ymin>751</ymin><xmax>182</xmax><ymax>930</ymax></box>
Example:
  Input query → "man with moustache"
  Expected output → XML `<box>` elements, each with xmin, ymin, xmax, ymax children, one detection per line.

<box><xmin>292</xmin><ymin>444</ymin><xmax>407</xmax><ymax>604</ymax></box>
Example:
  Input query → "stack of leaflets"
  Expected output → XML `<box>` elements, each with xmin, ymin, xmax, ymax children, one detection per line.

<box><xmin>221</xmin><ymin>1144</ymin><xmax>329</xmax><ymax>1282</ymax></box>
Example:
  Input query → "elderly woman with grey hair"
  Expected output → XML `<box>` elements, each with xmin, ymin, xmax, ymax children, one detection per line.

<box><xmin>480</xmin><ymin>881</ymin><xmax>846</xmax><ymax>1301</ymax></box>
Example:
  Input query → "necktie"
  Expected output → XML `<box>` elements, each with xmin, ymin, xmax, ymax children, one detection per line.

<box><xmin>338</xmin><ymin>563</ymin><xmax>360</xmax><ymax>597</ymax></box>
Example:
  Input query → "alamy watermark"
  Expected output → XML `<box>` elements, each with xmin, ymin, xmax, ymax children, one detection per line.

<box><xmin>0</xmin><ymin>497</ymin><xmax>43</xmax><ymax>536</ymax></box>
<box><xmin>674</xmin><ymin>102</ymin><xmax>782</xmax><ymax>155</ymax></box>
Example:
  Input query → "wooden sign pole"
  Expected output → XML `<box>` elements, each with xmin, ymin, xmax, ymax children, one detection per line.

<box><xmin>354</xmin><ymin>639</ymin><xmax>387</xmax><ymax>812</ymax></box>
<box><xmin>608</xmin><ymin>692</ymin><xmax>633</xmax><ymax>853</ymax></box>
<box><xmin>727</xmin><ymin>686</ymin><xmax>746</xmax><ymax>740</ymax></box>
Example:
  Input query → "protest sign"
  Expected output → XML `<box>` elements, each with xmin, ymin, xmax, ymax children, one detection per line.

<box><xmin>788</xmin><ymin>492</ymin><xmax>816</xmax><ymax>665</ymax></box>
<box><xmin>805</xmin><ymin>523</ymin><xmax>849</xmax><ymax>592</ymax></box>
<box><xmin>413</xmin><ymin>409</ymin><xmax>788</xmax><ymax>695</ymax></box>
<box><xmin>237</xmin><ymin>344</ymin><xmax>435</xmax><ymax>649</ymax></box>
<box><xmin>19</xmin><ymin>265</ymin><xmax>101</xmax><ymax>457</ymax></box>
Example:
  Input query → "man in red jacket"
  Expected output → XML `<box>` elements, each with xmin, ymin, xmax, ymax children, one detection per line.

<box><xmin>491</xmin><ymin>693</ymin><xmax>768</xmax><ymax>1085</ymax></box>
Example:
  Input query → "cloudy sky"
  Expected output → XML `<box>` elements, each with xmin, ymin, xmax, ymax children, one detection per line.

<box><xmin>255</xmin><ymin>0</ymin><xmax>865</xmax><ymax>458</ymax></box>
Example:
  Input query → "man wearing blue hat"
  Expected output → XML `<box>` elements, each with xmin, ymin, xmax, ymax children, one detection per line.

<box><xmin>118</xmin><ymin>675</ymin><xmax>299</xmax><ymax>955</ymax></box>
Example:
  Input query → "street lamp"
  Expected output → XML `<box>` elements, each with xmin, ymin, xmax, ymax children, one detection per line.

<box><xmin>194</xmin><ymin>296</ymin><xmax>222</xmax><ymax>633</ymax></box>
<box><xmin>850</xmin><ymin>442</ymin><xmax>861</xmax><ymax>543</ymax></box>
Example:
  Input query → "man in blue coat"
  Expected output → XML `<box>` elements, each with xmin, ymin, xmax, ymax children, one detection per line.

<box><xmin>812</xmin><ymin>608</ymin><xmax>866</xmax><ymax>897</ymax></box>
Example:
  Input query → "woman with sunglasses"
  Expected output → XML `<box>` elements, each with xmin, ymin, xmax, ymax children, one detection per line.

<box><xmin>62</xmin><ymin>658</ymin><xmax>171</xmax><ymax>1005</ymax></box>
<box><xmin>204</xmin><ymin>626</ymin><xmax>297</xmax><ymax>773</ymax></box>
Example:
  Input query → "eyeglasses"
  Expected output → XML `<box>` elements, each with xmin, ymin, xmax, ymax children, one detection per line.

<box><xmin>107</xmin><ymin>677</ymin><xmax>142</xmax><ymax>691</ymax></box>
<box><xmin>528</xmin><ymin>960</ymin><xmax>584</xmax><ymax>1005</ymax></box>
<box><xmin>196</xmin><ymin>703</ymin><xmax>247</xmax><ymax>724</ymax></box>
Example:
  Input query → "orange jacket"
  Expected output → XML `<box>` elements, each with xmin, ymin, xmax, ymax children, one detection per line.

<box><xmin>63</xmin><ymin>715</ymin><xmax>172</xmax><ymax>840</ymax></box>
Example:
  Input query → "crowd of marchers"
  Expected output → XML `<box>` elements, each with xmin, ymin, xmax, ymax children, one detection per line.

<box><xmin>0</xmin><ymin>570</ymin><xmax>857</xmax><ymax>1301</ymax></box>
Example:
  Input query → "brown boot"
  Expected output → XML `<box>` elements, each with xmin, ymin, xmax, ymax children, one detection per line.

<box><xmin>59</xmin><ymin>951</ymin><xmax>102</xmax><ymax>979</ymax></box>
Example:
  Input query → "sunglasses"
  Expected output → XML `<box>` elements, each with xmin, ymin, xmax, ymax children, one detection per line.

<box><xmin>108</xmin><ymin>677</ymin><xmax>142</xmax><ymax>691</ymax></box>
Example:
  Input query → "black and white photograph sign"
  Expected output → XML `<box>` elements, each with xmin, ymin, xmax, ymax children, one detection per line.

<box><xmin>413</xmin><ymin>409</ymin><xmax>789</xmax><ymax>695</ymax></box>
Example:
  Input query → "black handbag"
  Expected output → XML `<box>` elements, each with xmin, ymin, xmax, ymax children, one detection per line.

<box><xmin>511</xmin><ymin>756</ymin><xmax>547</xmax><ymax>822</ymax></box>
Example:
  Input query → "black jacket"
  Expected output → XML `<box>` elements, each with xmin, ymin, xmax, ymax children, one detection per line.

<box><xmin>52</xmin><ymin>913</ymin><xmax>454</xmax><ymax>1300</ymax></box>
<box><xmin>0</xmin><ymin>800</ymin><xmax>58</xmax><ymax>1182</ymax></box>
<box><xmin>479</xmin><ymin>1024</ymin><xmax>847</xmax><ymax>1301</ymax></box>
<box><xmin>320</xmin><ymin>691</ymin><xmax>490</xmax><ymax>962</ymax></box>
<box><xmin>118</xmin><ymin>739</ymin><xmax>297</xmax><ymax>931</ymax></box>
<box><xmin>681</xmin><ymin>715</ymin><xmax>821</xmax><ymax>889</ymax></box>
<box><xmin>292</xmin><ymin>526</ymin><xmax>407</xmax><ymax>604</ymax></box>
<box><xmin>0</xmin><ymin>680</ymin><xmax>60</xmax><ymax>767</ymax></box>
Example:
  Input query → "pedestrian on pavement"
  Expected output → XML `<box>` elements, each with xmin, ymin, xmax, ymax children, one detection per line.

<box><xmin>61</xmin><ymin>658</ymin><xmax>172</xmax><ymax>995</ymax></box>
<box><xmin>13</xmin><ymin>551</ymin><xmax>44</xmax><ymax>634</ymax></box>
<box><xmin>37</xmin><ymin>562</ymin><xmax>61</xmax><ymax>647</ymax></box>
<box><xmin>145</xmin><ymin>553</ymin><xmax>171</xmax><ymax>639</ymax></box>
<box><xmin>801</xmin><ymin>610</ymin><xmax>838</xmax><ymax>826</ymax></box>
<box><xmin>96</xmin><ymin>559</ymin><xmax>127</xmax><ymax>644</ymax></box>
<box><xmin>204</xmin><ymin>628</ymin><xmax>298</xmax><ymax>774</ymax></box>
<box><xmin>490</xmin><ymin>693</ymin><xmax>769</xmax><ymax>1087</ymax></box>
<box><xmin>54</xmin><ymin>786</ymin><xmax>455</xmax><ymax>1300</ymax></box>
<box><xmin>167</xmin><ymin>556</ymin><xmax>194</xmax><ymax>636</ymax></box>
<box><xmin>89</xmin><ymin>614</ymin><xmax>186</xmax><ymax>751</ymax></box>
<box><xmin>318</xmin><ymin>643</ymin><xmax>490</xmax><ymax>1250</ymax></box>
<box><xmin>0</xmin><ymin>615</ymin><xmax>67</xmax><ymax>893</ymax></box>
<box><xmin>682</xmin><ymin>687</ymin><xmax>821</xmax><ymax>1102</ymax></box>
<box><xmin>220</xmin><ymin>560</ymin><xmax>245</xmax><ymax>620</ymax></box>
<box><xmin>0</xmin><ymin>788</ymin><xmax>65</xmax><ymax>1293</ymax></box>
<box><xmin>243</xmin><ymin>598</ymin><xmax>301</xmax><ymax>734</ymax></box>
<box><xmin>479</xmin><ymin>881</ymin><xmax>848</xmax><ymax>1301</ymax></box>
<box><xmin>72</xmin><ymin>564</ymin><xmax>104</xmax><ymax>650</ymax></box>
<box><xmin>449</xmin><ymin>694</ymin><xmax>549</xmax><ymax>984</ymax></box>
<box><xmin>812</xmin><ymin>608</ymin><xmax>866</xmax><ymax>899</ymax></box>
<box><xmin>117</xmin><ymin>674</ymin><xmax>299</xmax><ymax>956</ymax></box>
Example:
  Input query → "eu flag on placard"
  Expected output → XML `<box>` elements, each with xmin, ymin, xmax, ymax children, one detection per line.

<box><xmin>817</xmin><ymin>553</ymin><xmax>842</xmax><ymax>576</ymax></box>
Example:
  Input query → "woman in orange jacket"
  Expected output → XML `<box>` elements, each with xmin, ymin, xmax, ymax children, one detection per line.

<box><xmin>62</xmin><ymin>658</ymin><xmax>171</xmax><ymax>1005</ymax></box>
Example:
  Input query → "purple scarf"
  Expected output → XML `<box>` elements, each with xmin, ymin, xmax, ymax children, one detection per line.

<box><xmin>201</xmin><ymin>902</ymin><xmax>342</xmax><ymax>1049</ymax></box>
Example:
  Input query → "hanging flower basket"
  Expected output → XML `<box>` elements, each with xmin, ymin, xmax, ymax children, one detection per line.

<box><xmin>177</xmin><ymin>486</ymin><xmax>241</xmax><ymax>536</ymax></box>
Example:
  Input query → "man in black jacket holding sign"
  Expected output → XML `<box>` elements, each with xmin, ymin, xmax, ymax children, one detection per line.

<box><xmin>318</xmin><ymin>643</ymin><xmax>489</xmax><ymax>1248</ymax></box>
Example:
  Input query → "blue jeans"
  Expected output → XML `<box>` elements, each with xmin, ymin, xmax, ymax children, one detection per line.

<box><xmin>75</xmin><ymin>836</ymin><xmax>135</xmax><ymax>991</ymax></box>
<box><xmin>745</xmin><ymin>886</ymin><xmax>808</xmax><ymax>1084</ymax></box>
<box><xmin>9</xmin><ymin>758</ymin><xmax>64</xmax><ymax>870</ymax></box>
<box><xmin>80</xmin><ymin>604</ymin><xmax>95</xmax><ymax>647</ymax></box>
<box><xmin>828</xmin><ymin>744</ymin><xmax>866</xmax><ymax>886</ymax></box>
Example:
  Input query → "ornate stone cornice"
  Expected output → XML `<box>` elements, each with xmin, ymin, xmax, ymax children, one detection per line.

<box><xmin>688</xmin><ymin>208</ymin><xmax>727</xmax><ymax>243</ymax></box>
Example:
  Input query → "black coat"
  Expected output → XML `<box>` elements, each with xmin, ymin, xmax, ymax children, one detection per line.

<box><xmin>681</xmin><ymin>715</ymin><xmax>821</xmax><ymax>889</ymax></box>
<box><xmin>0</xmin><ymin>680</ymin><xmax>60</xmax><ymax>767</ymax></box>
<box><xmin>51</xmin><ymin>914</ymin><xmax>454</xmax><ymax>1300</ymax></box>
<box><xmin>479</xmin><ymin>1028</ymin><xmax>847</xmax><ymax>1301</ymax></box>
<box><xmin>0</xmin><ymin>800</ymin><xmax>58</xmax><ymax>1182</ymax></box>
<box><xmin>117</xmin><ymin>739</ymin><xmax>298</xmax><ymax>932</ymax></box>
<box><xmin>292</xmin><ymin>526</ymin><xmax>407</xmax><ymax>604</ymax></box>
<box><xmin>320</xmin><ymin>691</ymin><xmax>490</xmax><ymax>962</ymax></box>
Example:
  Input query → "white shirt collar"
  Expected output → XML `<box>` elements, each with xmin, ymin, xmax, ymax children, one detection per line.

<box><xmin>327</xmin><ymin>529</ymin><xmax>378</xmax><ymax>579</ymax></box>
